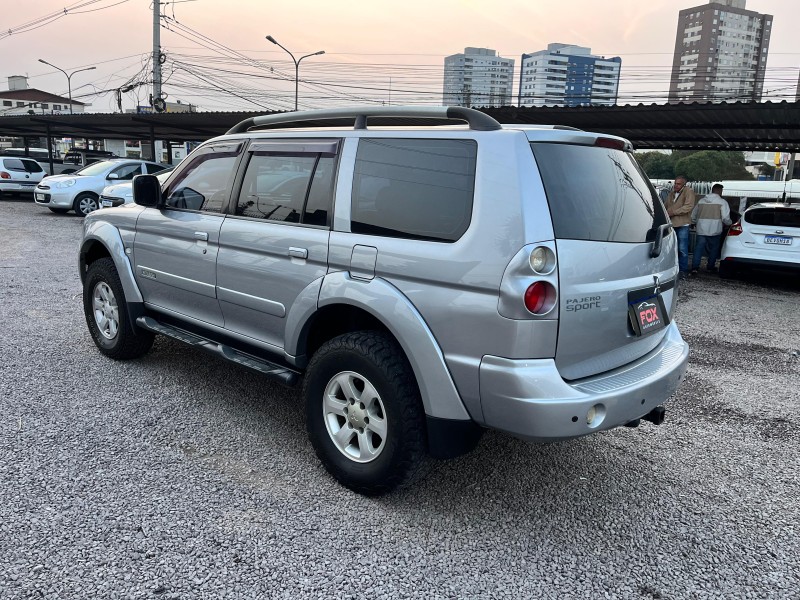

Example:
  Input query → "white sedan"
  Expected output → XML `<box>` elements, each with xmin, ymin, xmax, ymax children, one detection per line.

<box><xmin>34</xmin><ymin>158</ymin><xmax>166</xmax><ymax>216</ymax></box>
<box><xmin>99</xmin><ymin>166</ymin><xmax>175</xmax><ymax>208</ymax></box>
<box><xmin>720</xmin><ymin>202</ymin><xmax>800</xmax><ymax>278</ymax></box>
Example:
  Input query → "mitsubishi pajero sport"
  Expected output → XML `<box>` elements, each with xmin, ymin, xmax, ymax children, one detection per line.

<box><xmin>79</xmin><ymin>106</ymin><xmax>689</xmax><ymax>495</ymax></box>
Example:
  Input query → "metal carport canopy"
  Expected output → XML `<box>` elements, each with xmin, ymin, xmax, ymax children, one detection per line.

<box><xmin>1</xmin><ymin>100</ymin><xmax>799</xmax><ymax>151</ymax></box>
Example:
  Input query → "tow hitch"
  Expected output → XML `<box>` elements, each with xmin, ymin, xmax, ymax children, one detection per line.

<box><xmin>642</xmin><ymin>406</ymin><xmax>666</xmax><ymax>425</ymax></box>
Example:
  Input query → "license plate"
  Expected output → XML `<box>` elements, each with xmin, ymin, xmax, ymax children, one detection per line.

<box><xmin>764</xmin><ymin>235</ymin><xmax>791</xmax><ymax>245</ymax></box>
<box><xmin>35</xmin><ymin>193</ymin><xmax>45</xmax><ymax>201</ymax></box>
<box><xmin>628</xmin><ymin>286</ymin><xmax>669</xmax><ymax>337</ymax></box>
<box><xmin>101</xmin><ymin>200</ymin><xmax>113</xmax><ymax>208</ymax></box>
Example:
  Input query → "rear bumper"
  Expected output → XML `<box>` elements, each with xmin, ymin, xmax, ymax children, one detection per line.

<box><xmin>479</xmin><ymin>322</ymin><xmax>689</xmax><ymax>442</ymax></box>
<box><xmin>0</xmin><ymin>182</ymin><xmax>38</xmax><ymax>194</ymax></box>
<box><xmin>722</xmin><ymin>256</ymin><xmax>800</xmax><ymax>272</ymax></box>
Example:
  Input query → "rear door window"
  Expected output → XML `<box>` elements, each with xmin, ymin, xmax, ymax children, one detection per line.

<box><xmin>531</xmin><ymin>143</ymin><xmax>667</xmax><ymax>242</ymax></box>
<box><xmin>351</xmin><ymin>138</ymin><xmax>477</xmax><ymax>242</ymax></box>
<box><xmin>744</xmin><ymin>207</ymin><xmax>800</xmax><ymax>228</ymax></box>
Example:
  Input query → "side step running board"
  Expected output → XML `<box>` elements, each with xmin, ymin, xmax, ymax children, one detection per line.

<box><xmin>136</xmin><ymin>316</ymin><xmax>300</xmax><ymax>386</ymax></box>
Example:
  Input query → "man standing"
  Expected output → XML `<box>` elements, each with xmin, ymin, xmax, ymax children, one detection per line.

<box><xmin>664</xmin><ymin>176</ymin><xmax>696</xmax><ymax>278</ymax></box>
<box><xmin>690</xmin><ymin>183</ymin><xmax>732</xmax><ymax>275</ymax></box>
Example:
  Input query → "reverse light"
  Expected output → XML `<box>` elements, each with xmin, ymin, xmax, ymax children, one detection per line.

<box><xmin>0</xmin><ymin>171</ymin><xmax>10</xmax><ymax>179</ymax></box>
<box><xmin>529</xmin><ymin>246</ymin><xmax>556</xmax><ymax>274</ymax></box>
<box><xmin>524</xmin><ymin>281</ymin><xmax>557</xmax><ymax>315</ymax></box>
<box><xmin>727</xmin><ymin>221</ymin><xmax>743</xmax><ymax>236</ymax></box>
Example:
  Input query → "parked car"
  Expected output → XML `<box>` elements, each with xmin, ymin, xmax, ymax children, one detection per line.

<box><xmin>99</xmin><ymin>166</ymin><xmax>175</xmax><ymax>208</ymax></box>
<box><xmin>35</xmin><ymin>158</ymin><xmax>166</xmax><ymax>216</ymax></box>
<box><xmin>0</xmin><ymin>157</ymin><xmax>46</xmax><ymax>198</ymax></box>
<box><xmin>720</xmin><ymin>202</ymin><xmax>800</xmax><ymax>278</ymax></box>
<box><xmin>78</xmin><ymin>106</ymin><xmax>689</xmax><ymax>495</ymax></box>
<box><xmin>63</xmin><ymin>148</ymin><xmax>118</xmax><ymax>169</ymax></box>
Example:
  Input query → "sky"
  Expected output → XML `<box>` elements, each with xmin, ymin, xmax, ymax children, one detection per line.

<box><xmin>2</xmin><ymin>0</ymin><xmax>797</xmax><ymax>113</ymax></box>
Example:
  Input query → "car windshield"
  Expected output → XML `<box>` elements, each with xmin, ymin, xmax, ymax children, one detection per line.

<box><xmin>75</xmin><ymin>162</ymin><xmax>116</xmax><ymax>177</ymax></box>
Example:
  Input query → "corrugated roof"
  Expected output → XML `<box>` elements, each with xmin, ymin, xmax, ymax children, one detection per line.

<box><xmin>0</xmin><ymin>101</ymin><xmax>799</xmax><ymax>151</ymax></box>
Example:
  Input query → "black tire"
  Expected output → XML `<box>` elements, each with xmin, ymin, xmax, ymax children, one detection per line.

<box><xmin>48</xmin><ymin>207</ymin><xmax>69</xmax><ymax>214</ymax></box>
<box><xmin>83</xmin><ymin>257</ymin><xmax>154</xmax><ymax>360</ymax></box>
<box><xmin>304</xmin><ymin>331</ymin><xmax>427</xmax><ymax>495</ymax></box>
<box><xmin>73</xmin><ymin>192</ymin><xmax>99</xmax><ymax>217</ymax></box>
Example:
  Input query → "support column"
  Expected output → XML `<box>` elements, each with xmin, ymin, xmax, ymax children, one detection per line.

<box><xmin>46</xmin><ymin>123</ymin><xmax>54</xmax><ymax>175</ymax></box>
<box><xmin>150</xmin><ymin>126</ymin><xmax>156</xmax><ymax>163</ymax></box>
<box><xmin>165</xmin><ymin>140</ymin><xmax>173</xmax><ymax>165</ymax></box>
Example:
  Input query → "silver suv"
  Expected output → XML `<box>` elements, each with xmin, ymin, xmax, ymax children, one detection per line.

<box><xmin>79</xmin><ymin>107</ymin><xmax>689</xmax><ymax>495</ymax></box>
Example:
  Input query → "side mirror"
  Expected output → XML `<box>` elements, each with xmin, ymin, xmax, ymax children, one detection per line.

<box><xmin>132</xmin><ymin>174</ymin><xmax>163</xmax><ymax>208</ymax></box>
<box><xmin>106</xmin><ymin>172</ymin><xmax>119</xmax><ymax>180</ymax></box>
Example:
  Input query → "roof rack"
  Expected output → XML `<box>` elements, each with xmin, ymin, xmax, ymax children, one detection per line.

<box><xmin>226</xmin><ymin>106</ymin><xmax>503</xmax><ymax>135</ymax></box>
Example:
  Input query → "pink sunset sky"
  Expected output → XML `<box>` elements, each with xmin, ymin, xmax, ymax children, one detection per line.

<box><xmin>2</xmin><ymin>0</ymin><xmax>797</xmax><ymax>112</ymax></box>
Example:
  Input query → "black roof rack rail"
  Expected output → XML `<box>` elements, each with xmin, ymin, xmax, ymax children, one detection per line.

<box><xmin>226</xmin><ymin>106</ymin><xmax>503</xmax><ymax>135</ymax></box>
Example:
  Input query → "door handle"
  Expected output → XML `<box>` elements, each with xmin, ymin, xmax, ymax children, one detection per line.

<box><xmin>194</xmin><ymin>231</ymin><xmax>208</xmax><ymax>241</ymax></box>
<box><xmin>288</xmin><ymin>247</ymin><xmax>308</xmax><ymax>259</ymax></box>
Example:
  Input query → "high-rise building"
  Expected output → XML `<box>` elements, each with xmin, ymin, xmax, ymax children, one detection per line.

<box><xmin>517</xmin><ymin>44</ymin><xmax>621</xmax><ymax>107</ymax></box>
<box><xmin>668</xmin><ymin>0</ymin><xmax>772</xmax><ymax>103</ymax></box>
<box><xmin>443</xmin><ymin>47</ymin><xmax>515</xmax><ymax>108</ymax></box>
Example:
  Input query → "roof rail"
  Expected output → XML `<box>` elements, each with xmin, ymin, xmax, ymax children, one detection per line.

<box><xmin>226</xmin><ymin>106</ymin><xmax>502</xmax><ymax>135</ymax></box>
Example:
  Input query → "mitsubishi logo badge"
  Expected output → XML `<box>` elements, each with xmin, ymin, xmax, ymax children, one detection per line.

<box><xmin>653</xmin><ymin>274</ymin><xmax>661</xmax><ymax>296</ymax></box>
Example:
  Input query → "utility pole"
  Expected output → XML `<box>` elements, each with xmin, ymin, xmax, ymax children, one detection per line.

<box><xmin>152</xmin><ymin>0</ymin><xmax>162</xmax><ymax>111</ymax></box>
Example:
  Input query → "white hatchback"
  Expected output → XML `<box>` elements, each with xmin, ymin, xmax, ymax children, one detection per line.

<box><xmin>34</xmin><ymin>158</ymin><xmax>166</xmax><ymax>216</ymax></box>
<box><xmin>0</xmin><ymin>157</ymin><xmax>46</xmax><ymax>197</ymax></box>
<box><xmin>720</xmin><ymin>202</ymin><xmax>800</xmax><ymax>277</ymax></box>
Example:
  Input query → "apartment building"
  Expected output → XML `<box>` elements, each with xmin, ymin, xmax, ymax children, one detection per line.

<box><xmin>668</xmin><ymin>0</ymin><xmax>772</xmax><ymax>103</ymax></box>
<box><xmin>443</xmin><ymin>47</ymin><xmax>515</xmax><ymax>108</ymax></box>
<box><xmin>518</xmin><ymin>44</ymin><xmax>621</xmax><ymax>107</ymax></box>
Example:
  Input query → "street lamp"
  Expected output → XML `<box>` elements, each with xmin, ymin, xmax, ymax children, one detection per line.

<box><xmin>38</xmin><ymin>59</ymin><xmax>96</xmax><ymax>114</ymax></box>
<box><xmin>265</xmin><ymin>35</ymin><xmax>325</xmax><ymax>111</ymax></box>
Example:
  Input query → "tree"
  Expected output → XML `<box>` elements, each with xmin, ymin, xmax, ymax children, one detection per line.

<box><xmin>673</xmin><ymin>151</ymin><xmax>753</xmax><ymax>181</ymax></box>
<box><xmin>635</xmin><ymin>151</ymin><xmax>675</xmax><ymax>179</ymax></box>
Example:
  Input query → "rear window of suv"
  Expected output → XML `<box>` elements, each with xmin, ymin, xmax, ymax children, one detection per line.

<box><xmin>744</xmin><ymin>207</ymin><xmax>800</xmax><ymax>228</ymax></box>
<box><xmin>531</xmin><ymin>143</ymin><xmax>666</xmax><ymax>243</ymax></box>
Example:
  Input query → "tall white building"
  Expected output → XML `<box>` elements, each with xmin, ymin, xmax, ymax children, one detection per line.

<box><xmin>443</xmin><ymin>47</ymin><xmax>515</xmax><ymax>108</ymax></box>
<box><xmin>518</xmin><ymin>44</ymin><xmax>621</xmax><ymax>107</ymax></box>
<box><xmin>668</xmin><ymin>0</ymin><xmax>772</xmax><ymax>103</ymax></box>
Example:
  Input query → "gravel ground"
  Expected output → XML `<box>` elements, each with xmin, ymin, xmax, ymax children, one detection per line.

<box><xmin>1</xmin><ymin>198</ymin><xmax>799</xmax><ymax>599</ymax></box>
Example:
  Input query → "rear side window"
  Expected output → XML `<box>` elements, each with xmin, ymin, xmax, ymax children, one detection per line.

<box><xmin>351</xmin><ymin>138</ymin><xmax>477</xmax><ymax>242</ymax></box>
<box><xmin>744</xmin><ymin>208</ymin><xmax>800</xmax><ymax>228</ymax></box>
<box><xmin>531</xmin><ymin>143</ymin><xmax>666</xmax><ymax>243</ymax></box>
<box><xmin>21</xmin><ymin>159</ymin><xmax>43</xmax><ymax>173</ymax></box>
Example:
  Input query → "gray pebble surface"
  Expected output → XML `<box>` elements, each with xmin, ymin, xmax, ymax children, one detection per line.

<box><xmin>1</xmin><ymin>199</ymin><xmax>798</xmax><ymax>599</ymax></box>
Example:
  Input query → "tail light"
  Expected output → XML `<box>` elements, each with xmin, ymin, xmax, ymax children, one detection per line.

<box><xmin>595</xmin><ymin>137</ymin><xmax>627</xmax><ymax>151</ymax></box>
<box><xmin>727</xmin><ymin>221</ymin><xmax>743</xmax><ymax>236</ymax></box>
<box><xmin>524</xmin><ymin>281</ymin><xmax>557</xmax><ymax>315</ymax></box>
<box><xmin>0</xmin><ymin>171</ymin><xmax>10</xmax><ymax>179</ymax></box>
